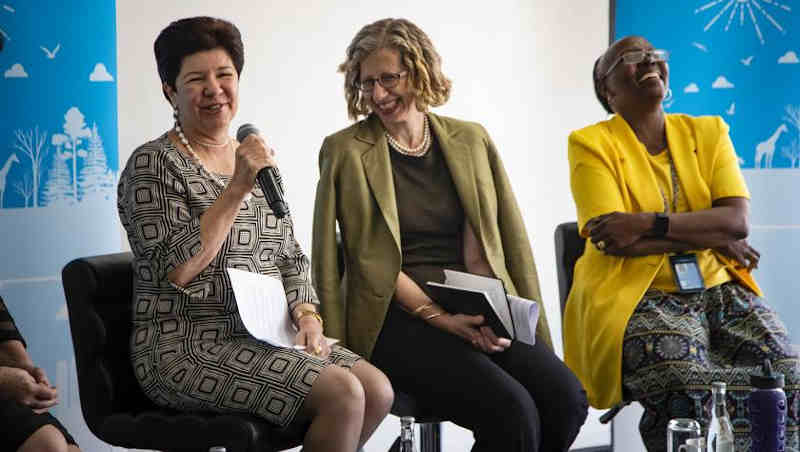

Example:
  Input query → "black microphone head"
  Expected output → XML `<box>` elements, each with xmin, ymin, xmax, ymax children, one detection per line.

<box><xmin>236</xmin><ymin>123</ymin><xmax>260</xmax><ymax>143</ymax></box>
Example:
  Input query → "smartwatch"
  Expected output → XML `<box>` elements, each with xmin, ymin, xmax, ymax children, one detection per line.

<box><xmin>652</xmin><ymin>212</ymin><xmax>669</xmax><ymax>238</ymax></box>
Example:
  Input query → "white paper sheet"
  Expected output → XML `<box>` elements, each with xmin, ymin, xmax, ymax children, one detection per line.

<box><xmin>226</xmin><ymin>267</ymin><xmax>298</xmax><ymax>348</ymax></box>
<box><xmin>226</xmin><ymin>268</ymin><xmax>339</xmax><ymax>350</ymax></box>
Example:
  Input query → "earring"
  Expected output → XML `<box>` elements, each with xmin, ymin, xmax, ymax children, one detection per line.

<box><xmin>662</xmin><ymin>88</ymin><xmax>673</xmax><ymax>104</ymax></box>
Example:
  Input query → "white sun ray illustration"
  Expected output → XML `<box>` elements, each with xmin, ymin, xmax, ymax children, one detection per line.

<box><xmin>695</xmin><ymin>0</ymin><xmax>792</xmax><ymax>44</ymax></box>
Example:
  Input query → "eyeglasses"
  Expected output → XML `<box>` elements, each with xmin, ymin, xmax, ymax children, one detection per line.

<box><xmin>355</xmin><ymin>71</ymin><xmax>408</xmax><ymax>92</ymax></box>
<box><xmin>603</xmin><ymin>49</ymin><xmax>669</xmax><ymax>79</ymax></box>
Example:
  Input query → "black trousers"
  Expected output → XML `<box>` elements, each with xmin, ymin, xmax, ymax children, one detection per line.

<box><xmin>371</xmin><ymin>303</ymin><xmax>588</xmax><ymax>452</ymax></box>
<box><xmin>0</xmin><ymin>399</ymin><xmax>77</xmax><ymax>451</ymax></box>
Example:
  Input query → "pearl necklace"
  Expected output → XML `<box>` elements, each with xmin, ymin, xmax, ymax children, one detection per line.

<box><xmin>385</xmin><ymin>115</ymin><xmax>431</xmax><ymax>157</ymax></box>
<box><xmin>173</xmin><ymin>121</ymin><xmax>252</xmax><ymax>201</ymax></box>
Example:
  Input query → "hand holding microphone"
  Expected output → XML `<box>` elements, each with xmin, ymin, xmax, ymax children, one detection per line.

<box><xmin>236</xmin><ymin>124</ymin><xmax>290</xmax><ymax>218</ymax></box>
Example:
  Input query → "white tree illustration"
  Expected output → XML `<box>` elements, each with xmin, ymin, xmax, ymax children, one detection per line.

<box><xmin>78</xmin><ymin>122</ymin><xmax>112</xmax><ymax>201</ymax></box>
<box><xmin>783</xmin><ymin>105</ymin><xmax>800</xmax><ymax>132</ymax></box>
<box><xmin>13</xmin><ymin>126</ymin><xmax>49</xmax><ymax>207</ymax></box>
<box><xmin>13</xmin><ymin>174</ymin><xmax>33</xmax><ymax>207</ymax></box>
<box><xmin>782</xmin><ymin>139</ymin><xmax>800</xmax><ymax>168</ymax></box>
<box><xmin>42</xmin><ymin>149</ymin><xmax>74</xmax><ymax>206</ymax></box>
<box><xmin>62</xmin><ymin>107</ymin><xmax>91</xmax><ymax>201</ymax></box>
<box><xmin>785</xmin><ymin>105</ymin><xmax>800</xmax><ymax>133</ymax></box>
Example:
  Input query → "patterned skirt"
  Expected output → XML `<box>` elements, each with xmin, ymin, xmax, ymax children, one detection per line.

<box><xmin>135</xmin><ymin>331</ymin><xmax>361</xmax><ymax>429</ymax></box>
<box><xmin>621</xmin><ymin>282</ymin><xmax>800</xmax><ymax>452</ymax></box>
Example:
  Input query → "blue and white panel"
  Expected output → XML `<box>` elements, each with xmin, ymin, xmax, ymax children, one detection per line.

<box><xmin>1</xmin><ymin>1</ymin><xmax>121</xmax><ymax>450</ymax></box>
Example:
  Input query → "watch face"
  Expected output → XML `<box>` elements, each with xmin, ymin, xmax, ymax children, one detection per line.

<box><xmin>654</xmin><ymin>213</ymin><xmax>669</xmax><ymax>237</ymax></box>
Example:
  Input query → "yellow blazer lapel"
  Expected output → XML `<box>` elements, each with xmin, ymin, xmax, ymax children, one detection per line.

<box><xmin>429</xmin><ymin>114</ymin><xmax>483</xmax><ymax>240</ymax></box>
<box><xmin>357</xmin><ymin>116</ymin><xmax>401</xmax><ymax>251</ymax></box>
<box><xmin>665</xmin><ymin>115</ymin><xmax>709</xmax><ymax>211</ymax></box>
<box><xmin>608</xmin><ymin>115</ymin><xmax>664</xmax><ymax>213</ymax></box>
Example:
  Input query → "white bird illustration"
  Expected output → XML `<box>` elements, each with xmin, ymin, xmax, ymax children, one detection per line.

<box><xmin>726</xmin><ymin>102</ymin><xmax>735</xmax><ymax>116</ymax></box>
<box><xmin>2</xmin><ymin>4</ymin><xmax>15</xmax><ymax>13</ymax></box>
<box><xmin>40</xmin><ymin>43</ymin><xmax>60</xmax><ymax>59</ymax></box>
<box><xmin>740</xmin><ymin>56</ymin><xmax>754</xmax><ymax>66</ymax></box>
<box><xmin>691</xmin><ymin>42</ymin><xmax>708</xmax><ymax>52</ymax></box>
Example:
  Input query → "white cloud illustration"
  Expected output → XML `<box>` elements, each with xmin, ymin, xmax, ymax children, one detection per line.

<box><xmin>711</xmin><ymin>76</ymin><xmax>734</xmax><ymax>89</ymax></box>
<box><xmin>56</xmin><ymin>304</ymin><xmax>69</xmax><ymax>320</ymax></box>
<box><xmin>4</xmin><ymin>63</ymin><xmax>28</xmax><ymax>78</ymax></box>
<box><xmin>683</xmin><ymin>83</ymin><xmax>700</xmax><ymax>93</ymax></box>
<box><xmin>778</xmin><ymin>51</ymin><xmax>799</xmax><ymax>64</ymax></box>
<box><xmin>89</xmin><ymin>63</ymin><xmax>114</xmax><ymax>82</ymax></box>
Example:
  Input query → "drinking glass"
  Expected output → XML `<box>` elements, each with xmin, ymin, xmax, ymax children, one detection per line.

<box><xmin>667</xmin><ymin>418</ymin><xmax>702</xmax><ymax>452</ymax></box>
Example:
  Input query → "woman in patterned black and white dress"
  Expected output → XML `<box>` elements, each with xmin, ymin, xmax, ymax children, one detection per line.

<box><xmin>117</xmin><ymin>17</ymin><xmax>392</xmax><ymax>451</ymax></box>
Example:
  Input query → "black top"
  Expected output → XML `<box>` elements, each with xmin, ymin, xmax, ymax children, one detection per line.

<box><xmin>389</xmin><ymin>134</ymin><xmax>466</xmax><ymax>296</ymax></box>
<box><xmin>0</xmin><ymin>295</ymin><xmax>25</xmax><ymax>345</ymax></box>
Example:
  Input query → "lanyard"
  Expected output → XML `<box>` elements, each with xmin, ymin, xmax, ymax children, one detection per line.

<box><xmin>657</xmin><ymin>149</ymin><xmax>679</xmax><ymax>213</ymax></box>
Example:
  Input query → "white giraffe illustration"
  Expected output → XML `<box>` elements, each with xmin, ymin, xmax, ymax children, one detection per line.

<box><xmin>754</xmin><ymin>124</ymin><xmax>788</xmax><ymax>169</ymax></box>
<box><xmin>0</xmin><ymin>153</ymin><xmax>20</xmax><ymax>207</ymax></box>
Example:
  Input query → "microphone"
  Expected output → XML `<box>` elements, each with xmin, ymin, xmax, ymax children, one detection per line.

<box><xmin>236</xmin><ymin>123</ymin><xmax>289</xmax><ymax>218</ymax></box>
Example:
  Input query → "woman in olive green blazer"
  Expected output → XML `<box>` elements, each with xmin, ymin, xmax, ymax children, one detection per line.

<box><xmin>312</xmin><ymin>18</ymin><xmax>587</xmax><ymax>452</ymax></box>
<box><xmin>313</xmin><ymin>111</ymin><xmax>552</xmax><ymax>358</ymax></box>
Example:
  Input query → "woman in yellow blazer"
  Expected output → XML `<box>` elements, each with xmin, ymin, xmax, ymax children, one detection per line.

<box><xmin>313</xmin><ymin>18</ymin><xmax>587</xmax><ymax>452</ymax></box>
<box><xmin>564</xmin><ymin>35</ymin><xmax>800</xmax><ymax>451</ymax></box>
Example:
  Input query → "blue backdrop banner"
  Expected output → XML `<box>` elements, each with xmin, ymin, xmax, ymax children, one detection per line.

<box><xmin>1</xmin><ymin>1</ymin><xmax>120</xmax><ymax>450</ymax></box>
<box><xmin>615</xmin><ymin>0</ymin><xmax>799</xmax><ymax>169</ymax></box>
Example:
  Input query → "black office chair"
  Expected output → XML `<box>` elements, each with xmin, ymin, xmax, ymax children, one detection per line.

<box><xmin>335</xmin><ymin>235</ymin><xmax>444</xmax><ymax>452</ymax></box>
<box><xmin>554</xmin><ymin>221</ymin><xmax>615</xmax><ymax>452</ymax></box>
<box><xmin>62</xmin><ymin>252</ymin><xmax>305</xmax><ymax>452</ymax></box>
<box><xmin>554</xmin><ymin>222</ymin><xmax>585</xmax><ymax>317</ymax></box>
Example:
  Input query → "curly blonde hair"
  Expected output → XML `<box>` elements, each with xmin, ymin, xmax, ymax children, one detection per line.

<box><xmin>338</xmin><ymin>18</ymin><xmax>452</xmax><ymax>120</ymax></box>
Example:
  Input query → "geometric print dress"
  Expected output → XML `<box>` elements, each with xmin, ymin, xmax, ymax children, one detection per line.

<box><xmin>117</xmin><ymin>133</ymin><xmax>360</xmax><ymax>428</ymax></box>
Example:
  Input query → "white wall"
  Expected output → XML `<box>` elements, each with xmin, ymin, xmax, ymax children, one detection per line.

<box><xmin>116</xmin><ymin>1</ymin><xmax>612</xmax><ymax>450</ymax></box>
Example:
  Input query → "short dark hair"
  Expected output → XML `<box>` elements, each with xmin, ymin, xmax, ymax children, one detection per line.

<box><xmin>154</xmin><ymin>16</ymin><xmax>244</xmax><ymax>102</ymax></box>
<box><xmin>593</xmin><ymin>57</ymin><xmax>613</xmax><ymax>114</ymax></box>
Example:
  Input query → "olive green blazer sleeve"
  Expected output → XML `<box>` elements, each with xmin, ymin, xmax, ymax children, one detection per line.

<box><xmin>482</xmin><ymin>129</ymin><xmax>552</xmax><ymax>348</ymax></box>
<box><xmin>311</xmin><ymin>136</ymin><xmax>346</xmax><ymax>343</ymax></box>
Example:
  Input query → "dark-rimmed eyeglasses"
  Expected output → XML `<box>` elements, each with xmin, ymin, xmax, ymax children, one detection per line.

<box><xmin>354</xmin><ymin>71</ymin><xmax>408</xmax><ymax>92</ymax></box>
<box><xmin>603</xmin><ymin>49</ymin><xmax>669</xmax><ymax>79</ymax></box>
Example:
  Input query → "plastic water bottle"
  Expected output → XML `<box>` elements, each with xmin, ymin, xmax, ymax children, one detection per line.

<box><xmin>707</xmin><ymin>382</ymin><xmax>735</xmax><ymax>452</ymax></box>
<box><xmin>399</xmin><ymin>416</ymin><xmax>418</xmax><ymax>452</ymax></box>
<box><xmin>750</xmin><ymin>359</ymin><xmax>786</xmax><ymax>452</ymax></box>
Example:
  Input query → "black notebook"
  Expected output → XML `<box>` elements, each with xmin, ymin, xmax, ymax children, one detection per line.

<box><xmin>426</xmin><ymin>269</ymin><xmax>540</xmax><ymax>344</ymax></box>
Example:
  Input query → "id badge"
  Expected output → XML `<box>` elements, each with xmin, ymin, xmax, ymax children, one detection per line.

<box><xmin>669</xmin><ymin>253</ymin><xmax>705</xmax><ymax>293</ymax></box>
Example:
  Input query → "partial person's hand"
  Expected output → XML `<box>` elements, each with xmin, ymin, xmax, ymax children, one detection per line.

<box><xmin>29</xmin><ymin>366</ymin><xmax>52</xmax><ymax>387</ymax></box>
<box><xmin>588</xmin><ymin>212</ymin><xmax>651</xmax><ymax>253</ymax></box>
<box><xmin>427</xmin><ymin>313</ymin><xmax>484</xmax><ymax>344</ymax></box>
<box><xmin>715</xmin><ymin>239</ymin><xmax>760</xmax><ymax>270</ymax></box>
<box><xmin>0</xmin><ymin>366</ymin><xmax>58</xmax><ymax>410</ymax></box>
<box><xmin>231</xmin><ymin>134</ymin><xmax>277</xmax><ymax>192</ymax></box>
<box><xmin>475</xmin><ymin>326</ymin><xmax>511</xmax><ymax>354</ymax></box>
<box><xmin>295</xmin><ymin>316</ymin><xmax>330</xmax><ymax>359</ymax></box>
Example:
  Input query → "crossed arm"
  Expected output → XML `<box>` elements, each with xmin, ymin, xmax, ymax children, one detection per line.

<box><xmin>585</xmin><ymin>196</ymin><xmax>760</xmax><ymax>270</ymax></box>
